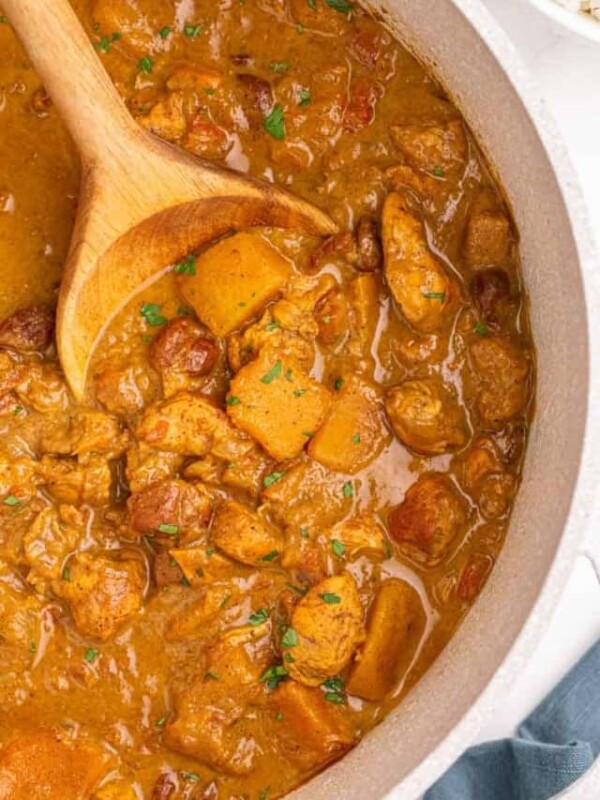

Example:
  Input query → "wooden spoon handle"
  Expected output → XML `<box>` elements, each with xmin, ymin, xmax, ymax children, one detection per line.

<box><xmin>3</xmin><ymin>0</ymin><xmax>136</xmax><ymax>161</ymax></box>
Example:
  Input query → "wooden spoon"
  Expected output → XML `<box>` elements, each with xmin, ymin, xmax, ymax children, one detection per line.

<box><xmin>3</xmin><ymin>0</ymin><xmax>336</xmax><ymax>400</ymax></box>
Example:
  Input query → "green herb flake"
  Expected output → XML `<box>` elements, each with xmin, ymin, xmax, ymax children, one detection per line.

<box><xmin>384</xmin><ymin>538</ymin><xmax>393</xmax><ymax>559</ymax></box>
<box><xmin>270</xmin><ymin>61</ymin><xmax>290</xmax><ymax>73</ymax></box>
<box><xmin>352</xmin><ymin>433</ymin><xmax>361</xmax><ymax>445</ymax></box>
<box><xmin>205</xmin><ymin>547</ymin><xmax>215</xmax><ymax>557</ymax></box>
<box><xmin>286</xmin><ymin>582</ymin><xmax>309</xmax><ymax>595</ymax></box>
<box><xmin>0</xmin><ymin>16</ymin><xmax>8</xmax><ymax>24</ymax></box>
<box><xmin>263</xmin><ymin>105</ymin><xmax>285</xmax><ymax>141</ymax></box>
<box><xmin>275</xmin><ymin>712</ymin><xmax>284</xmax><ymax>721</ymax></box>
<box><xmin>334</xmin><ymin>377</ymin><xmax>344</xmax><ymax>391</ymax></box>
<box><xmin>204</xmin><ymin>87</ymin><xmax>216</xmax><ymax>95</ymax></box>
<box><xmin>261</xmin><ymin>359</ymin><xmax>283</xmax><ymax>384</ymax></box>
<box><xmin>307</xmin><ymin>0</ymin><xmax>317</xmax><ymax>8</ymax></box>
<box><xmin>281</xmin><ymin>627</ymin><xmax>298</xmax><ymax>649</ymax></box>
<box><xmin>259</xmin><ymin>789</ymin><xmax>271</xmax><ymax>800</ymax></box>
<box><xmin>62</xmin><ymin>566</ymin><xmax>71</xmax><ymax>582</ymax></box>
<box><xmin>331</xmin><ymin>538</ymin><xmax>346</xmax><ymax>558</ymax></box>
<box><xmin>30</xmin><ymin>642</ymin><xmax>37</xmax><ymax>653</ymax></box>
<box><xmin>157</xmin><ymin>523</ymin><xmax>179</xmax><ymax>536</ymax></box>
<box><xmin>296</xmin><ymin>22</ymin><xmax>305</xmax><ymax>33</ymax></box>
<box><xmin>265</xmin><ymin>320</ymin><xmax>281</xmax><ymax>332</ymax></box>
<box><xmin>324</xmin><ymin>691</ymin><xmax>345</xmax><ymax>704</ymax></box>
<box><xmin>3</xmin><ymin>495</ymin><xmax>20</xmax><ymax>507</ymax></box>
<box><xmin>195</xmin><ymin>567</ymin><xmax>204</xmax><ymax>578</ymax></box>
<box><xmin>177</xmin><ymin>305</ymin><xmax>193</xmax><ymax>317</ymax></box>
<box><xmin>184</xmin><ymin>24</ymin><xmax>203</xmax><ymax>38</ymax></box>
<box><xmin>300</xmin><ymin>528</ymin><xmax>310</xmax><ymax>539</ymax></box>
<box><xmin>94</xmin><ymin>35</ymin><xmax>114</xmax><ymax>53</ymax></box>
<box><xmin>156</xmin><ymin>716</ymin><xmax>167</xmax><ymax>728</ymax></box>
<box><xmin>249</xmin><ymin>608</ymin><xmax>269</xmax><ymax>626</ymax></box>
<box><xmin>293</xmin><ymin>388</ymin><xmax>307</xmax><ymax>398</ymax></box>
<box><xmin>220</xmin><ymin>592</ymin><xmax>231</xmax><ymax>609</ymax></box>
<box><xmin>226</xmin><ymin>395</ymin><xmax>242</xmax><ymax>406</ymax></box>
<box><xmin>422</xmin><ymin>290</ymin><xmax>446</xmax><ymax>302</ymax></box>
<box><xmin>181</xmin><ymin>576</ymin><xmax>191</xmax><ymax>587</ymax></box>
<box><xmin>260</xmin><ymin>664</ymin><xmax>288</xmax><ymax>691</ymax></box>
<box><xmin>204</xmin><ymin>671</ymin><xmax>220</xmax><ymax>681</ymax></box>
<box><xmin>474</xmin><ymin>321</ymin><xmax>490</xmax><ymax>337</ymax></box>
<box><xmin>258</xmin><ymin>549</ymin><xmax>280</xmax><ymax>563</ymax></box>
<box><xmin>84</xmin><ymin>648</ymin><xmax>98</xmax><ymax>663</ymax></box>
<box><xmin>324</xmin><ymin>0</ymin><xmax>353</xmax><ymax>12</ymax></box>
<box><xmin>138</xmin><ymin>56</ymin><xmax>154</xmax><ymax>74</ymax></box>
<box><xmin>302</xmin><ymin>431</ymin><xmax>314</xmax><ymax>439</ymax></box>
<box><xmin>263</xmin><ymin>470</ymin><xmax>286</xmax><ymax>488</ymax></box>
<box><xmin>285</xmin><ymin>652</ymin><xmax>296</xmax><ymax>663</ymax></box>
<box><xmin>159</xmin><ymin>26</ymin><xmax>172</xmax><ymax>39</ymax></box>
<box><xmin>298</xmin><ymin>87</ymin><xmax>311</xmax><ymax>107</ymax></box>
<box><xmin>432</xmin><ymin>165</ymin><xmax>445</xmax><ymax>177</ymax></box>
<box><xmin>13</xmin><ymin>405</ymin><xmax>24</xmax><ymax>415</ymax></box>
<box><xmin>140</xmin><ymin>302</ymin><xmax>167</xmax><ymax>326</ymax></box>
<box><xmin>322</xmin><ymin>315</ymin><xmax>332</xmax><ymax>324</ymax></box>
<box><xmin>342</xmin><ymin>481</ymin><xmax>354</xmax><ymax>498</ymax></box>
<box><xmin>174</xmin><ymin>253</ymin><xmax>197</xmax><ymax>275</ymax></box>
<box><xmin>183</xmin><ymin>773</ymin><xmax>200</xmax><ymax>783</ymax></box>
<box><xmin>319</xmin><ymin>592</ymin><xmax>341</xmax><ymax>604</ymax></box>
<box><xmin>285</xmin><ymin>368</ymin><xmax>294</xmax><ymax>382</ymax></box>
<box><xmin>323</xmin><ymin>676</ymin><xmax>345</xmax><ymax>692</ymax></box>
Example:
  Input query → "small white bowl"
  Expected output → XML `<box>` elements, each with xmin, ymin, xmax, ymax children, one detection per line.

<box><xmin>524</xmin><ymin>0</ymin><xmax>600</xmax><ymax>42</ymax></box>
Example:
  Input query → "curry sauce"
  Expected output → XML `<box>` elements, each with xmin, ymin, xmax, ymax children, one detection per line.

<box><xmin>0</xmin><ymin>2</ymin><xmax>534</xmax><ymax>798</ymax></box>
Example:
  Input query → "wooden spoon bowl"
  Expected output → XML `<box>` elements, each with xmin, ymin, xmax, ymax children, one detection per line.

<box><xmin>3</xmin><ymin>0</ymin><xmax>336</xmax><ymax>400</ymax></box>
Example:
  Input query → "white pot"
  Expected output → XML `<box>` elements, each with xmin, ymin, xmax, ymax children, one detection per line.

<box><xmin>290</xmin><ymin>1</ymin><xmax>600</xmax><ymax>797</ymax></box>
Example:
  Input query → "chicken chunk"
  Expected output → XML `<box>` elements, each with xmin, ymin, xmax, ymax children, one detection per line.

<box><xmin>0</xmin><ymin>305</ymin><xmax>54</xmax><ymax>353</ymax></box>
<box><xmin>53</xmin><ymin>552</ymin><xmax>145</xmax><ymax>641</ymax></box>
<box><xmin>0</xmin><ymin>563</ymin><xmax>44</xmax><ymax>649</ymax></box>
<box><xmin>330</xmin><ymin>515</ymin><xmax>389</xmax><ymax>560</ymax></box>
<box><xmin>128</xmin><ymin>479</ymin><xmax>212</xmax><ymax>543</ymax></box>
<box><xmin>138</xmin><ymin>92</ymin><xmax>187</xmax><ymax>142</ymax></box>
<box><xmin>227</xmin><ymin>310</ymin><xmax>316</xmax><ymax>375</ymax></box>
<box><xmin>347</xmin><ymin>579</ymin><xmax>426</xmax><ymax>701</ymax></box>
<box><xmin>169</xmin><ymin>546</ymin><xmax>239</xmax><ymax>586</ymax></box>
<box><xmin>93</xmin><ymin>358</ymin><xmax>160</xmax><ymax>417</ymax></box>
<box><xmin>23</xmin><ymin>506</ymin><xmax>84</xmax><ymax>589</ymax></box>
<box><xmin>286</xmin><ymin>574</ymin><xmax>366</xmax><ymax>686</ymax></box>
<box><xmin>36</xmin><ymin>455</ymin><xmax>113</xmax><ymax>506</ymax></box>
<box><xmin>467</xmin><ymin>336</ymin><xmax>531</xmax><ymax>428</ymax></box>
<box><xmin>0</xmin><ymin>453</ymin><xmax>38</xmax><ymax>502</ymax></box>
<box><xmin>308</xmin><ymin>375</ymin><xmax>391</xmax><ymax>474</ymax></box>
<box><xmin>11</xmin><ymin>361</ymin><xmax>69</xmax><ymax>413</ymax></box>
<box><xmin>137</xmin><ymin>392</ymin><xmax>254</xmax><ymax>459</ymax></box>
<box><xmin>382</xmin><ymin>192</ymin><xmax>459</xmax><ymax>332</ymax></box>
<box><xmin>464</xmin><ymin>210</ymin><xmax>511</xmax><ymax>269</ymax></box>
<box><xmin>125</xmin><ymin>443</ymin><xmax>183</xmax><ymax>493</ymax></box>
<box><xmin>270</xmin><ymin>680</ymin><xmax>355</xmax><ymax>771</ymax></box>
<box><xmin>0</xmin><ymin>729</ymin><xmax>110</xmax><ymax>800</ymax></box>
<box><xmin>390</xmin><ymin>119</ymin><xmax>467</xmax><ymax>173</ymax></box>
<box><xmin>211</xmin><ymin>500</ymin><xmax>283</xmax><ymax>566</ymax></box>
<box><xmin>315</xmin><ymin>287</ymin><xmax>349</xmax><ymax>346</ymax></box>
<box><xmin>38</xmin><ymin>409</ymin><xmax>128</xmax><ymax>457</ymax></box>
<box><xmin>227</xmin><ymin>351</ymin><xmax>332</xmax><ymax>461</ymax></box>
<box><xmin>166</xmin><ymin>64</ymin><xmax>223</xmax><ymax>93</ymax></box>
<box><xmin>92</xmin><ymin>0</ymin><xmax>161</xmax><ymax>56</ymax></box>
<box><xmin>150</xmin><ymin>317</ymin><xmax>219</xmax><ymax>395</ymax></box>
<box><xmin>179</xmin><ymin>233</ymin><xmax>291</xmax><ymax>337</ymax></box>
<box><xmin>388</xmin><ymin>474</ymin><xmax>469</xmax><ymax>566</ymax></box>
<box><xmin>385</xmin><ymin>377</ymin><xmax>468</xmax><ymax>456</ymax></box>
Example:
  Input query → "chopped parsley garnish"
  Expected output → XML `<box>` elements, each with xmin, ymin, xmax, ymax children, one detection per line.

<box><xmin>331</xmin><ymin>538</ymin><xmax>346</xmax><ymax>558</ymax></box>
<box><xmin>183</xmin><ymin>773</ymin><xmax>200</xmax><ymax>783</ymax></box>
<box><xmin>474</xmin><ymin>321</ymin><xmax>490</xmax><ymax>336</ymax></box>
<box><xmin>307</xmin><ymin>0</ymin><xmax>317</xmax><ymax>9</ymax></box>
<box><xmin>265</xmin><ymin>320</ymin><xmax>281</xmax><ymax>332</ymax></box>
<box><xmin>281</xmin><ymin>627</ymin><xmax>298</xmax><ymax>649</ymax></box>
<box><xmin>285</xmin><ymin>368</ymin><xmax>294</xmax><ymax>382</ymax></box>
<box><xmin>319</xmin><ymin>592</ymin><xmax>341</xmax><ymax>604</ymax></box>
<box><xmin>174</xmin><ymin>254</ymin><xmax>197</xmax><ymax>275</ymax></box>
<box><xmin>226</xmin><ymin>395</ymin><xmax>241</xmax><ymax>406</ymax></box>
<box><xmin>298</xmin><ymin>87</ymin><xmax>311</xmax><ymax>107</ymax></box>
<box><xmin>296</xmin><ymin>22</ymin><xmax>305</xmax><ymax>33</ymax></box>
<box><xmin>322</xmin><ymin>676</ymin><xmax>345</xmax><ymax>704</ymax></box>
<box><xmin>325</xmin><ymin>691</ymin><xmax>345</xmax><ymax>704</ymax></box>
<box><xmin>342</xmin><ymin>481</ymin><xmax>354</xmax><ymax>498</ymax></box>
<box><xmin>263</xmin><ymin>105</ymin><xmax>285</xmax><ymax>141</ymax></box>
<box><xmin>94</xmin><ymin>32</ymin><xmax>122</xmax><ymax>53</ymax></box>
<box><xmin>352</xmin><ymin>433</ymin><xmax>361</xmax><ymax>445</ymax></box>
<box><xmin>286</xmin><ymin>582</ymin><xmax>309</xmax><ymax>595</ymax></box>
<box><xmin>324</xmin><ymin>0</ymin><xmax>353</xmax><ymax>12</ymax></box>
<box><xmin>181</xmin><ymin>576</ymin><xmax>191</xmax><ymax>587</ymax></box>
<box><xmin>204</xmin><ymin>87</ymin><xmax>216</xmax><ymax>95</ymax></box>
<box><xmin>432</xmin><ymin>165</ymin><xmax>445</xmax><ymax>177</ymax></box>
<box><xmin>261</xmin><ymin>360</ymin><xmax>282</xmax><ymax>384</ymax></box>
<box><xmin>322</xmin><ymin>315</ymin><xmax>331</xmax><ymax>324</ymax></box>
<box><xmin>270</xmin><ymin>61</ymin><xmax>290</xmax><ymax>73</ymax></box>
<box><xmin>140</xmin><ymin>302</ymin><xmax>167</xmax><ymax>326</ymax></box>
<box><xmin>84</xmin><ymin>648</ymin><xmax>98</xmax><ymax>663</ymax></box>
<box><xmin>334</xmin><ymin>377</ymin><xmax>344</xmax><ymax>391</ymax></box>
<box><xmin>157</xmin><ymin>523</ymin><xmax>179</xmax><ymax>536</ymax></box>
<box><xmin>205</xmin><ymin>547</ymin><xmax>215</xmax><ymax>557</ymax></box>
<box><xmin>293</xmin><ymin>388</ymin><xmax>307</xmax><ymax>397</ymax></box>
<box><xmin>263</xmin><ymin>470</ymin><xmax>286</xmax><ymax>488</ymax></box>
<box><xmin>156</xmin><ymin>716</ymin><xmax>167</xmax><ymax>728</ymax></box>
<box><xmin>13</xmin><ymin>405</ymin><xmax>24</xmax><ymax>415</ymax></box>
<box><xmin>138</xmin><ymin>56</ymin><xmax>154</xmax><ymax>74</ymax></box>
<box><xmin>302</xmin><ymin>431</ymin><xmax>314</xmax><ymax>438</ymax></box>
<box><xmin>249</xmin><ymin>608</ymin><xmax>269</xmax><ymax>625</ymax></box>
<box><xmin>422</xmin><ymin>290</ymin><xmax>446</xmax><ymax>301</ymax></box>
<box><xmin>177</xmin><ymin>305</ymin><xmax>192</xmax><ymax>317</ymax></box>
<box><xmin>259</xmin><ymin>789</ymin><xmax>270</xmax><ymax>800</ymax></box>
<box><xmin>204</xmin><ymin>671</ymin><xmax>219</xmax><ymax>681</ymax></box>
<box><xmin>384</xmin><ymin>538</ymin><xmax>393</xmax><ymax>559</ymax></box>
<box><xmin>62</xmin><ymin>566</ymin><xmax>71</xmax><ymax>582</ymax></box>
<box><xmin>159</xmin><ymin>26</ymin><xmax>172</xmax><ymax>39</ymax></box>
<box><xmin>258</xmin><ymin>549</ymin><xmax>280</xmax><ymax>562</ymax></box>
<box><xmin>220</xmin><ymin>593</ymin><xmax>231</xmax><ymax>608</ymax></box>
<box><xmin>260</xmin><ymin>664</ymin><xmax>288</xmax><ymax>690</ymax></box>
<box><xmin>3</xmin><ymin>495</ymin><xmax>20</xmax><ymax>506</ymax></box>
<box><xmin>275</xmin><ymin>712</ymin><xmax>284</xmax><ymax>721</ymax></box>
<box><xmin>300</xmin><ymin>528</ymin><xmax>310</xmax><ymax>539</ymax></box>
<box><xmin>285</xmin><ymin>652</ymin><xmax>296</xmax><ymax>663</ymax></box>
<box><xmin>184</xmin><ymin>24</ymin><xmax>202</xmax><ymax>37</ymax></box>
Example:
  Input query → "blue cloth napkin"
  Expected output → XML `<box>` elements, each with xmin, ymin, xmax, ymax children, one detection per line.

<box><xmin>425</xmin><ymin>640</ymin><xmax>600</xmax><ymax>800</ymax></box>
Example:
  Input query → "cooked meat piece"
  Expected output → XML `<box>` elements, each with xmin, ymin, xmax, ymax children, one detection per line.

<box><xmin>385</xmin><ymin>164</ymin><xmax>439</xmax><ymax>201</ymax></box>
<box><xmin>0</xmin><ymin>305</ymin><xmax>54</xmax><ymax>353</ymax></box>
<box><xmin>227</xmin><ymin>311</ymin><xmax>316</xmax><ymax>375</ymax></box>
<box><xmin>93</xmin><ymin>359</ymin><xmax>160</xmax><ymax>417</ymax></box>
<box><xmin>0</xmin><ymin>562</ymin><xmax>44</xmax><ymax>648</ymax></box>
<box><xmin>270</xmin><ymin>681</ymin><xmax>355</xmax><ymax>771</ymax></box>
<box><xmin>38</xmin><ymin>409</ymin><xmax>129</xmax><ymax>457</ymax></box>
<box><xmin>169</xmin><ymin>546</ymin><xmax>239</xmax><ymax>586</ymax></box>
<box><xmin>347</xmin><ymin>579</ymin><xmax>426</xmax><ymax>700</ymax></box>
<box><xmin>388</xmin><ymin>474</ymin><xmax>469</xmax><ymax>566</ymax></box>
<box><xmin>10</xmin><ymin>361</ymin><xmax>69</xmax><ymax>413</ymax></box>
<box><xmin>166</xmin><ymin>581</ymin><xmax>240</xmax><ymax>639</ymax></box>
<box><xmin>0</xmin><ymin>453</ymin><xmax>38</xmax><ymax>502</ymax></box>
<box><xmin>0</xmin><ymin>729</ymin><xmax>110</xmax><ymax>800</ymax></box>
<box><xmin>152</xmin><ymin>552</ymin><xmax>184</xmax><ymax>587</ymax></box>
<box><xmin>178</xmin><ymin>233</ymin><xmax>291</xmax><ymax>337</ymax></box>
<box><xmin>458</xmin><ymin>554</ymin><xmax>494</xmax><ymax>602</ymax></box>
<box><xmin>477</xmin><ymin>473</ymin><xmax>517</xmax><ymax>519</ymax></box>
<box><xmin>211</xmin><ymin>500</ymin><xmax>283</xmax><ymax>566</ymax></box>
<box><xmin>470</xmin><ymin>268</ymin><xmax>511</xmax><ymax>328</ymax></box>
<box><xmin>128</xmin><ymin>479</ymin><xmax>212</xmax><ymax>543</ymax></box>
<box><xmin>92</xmin><ymin>0</ymin><xmax>161</xmax><ymax>56</ymax></box>
<box><xmin>330</xmin><ymin>515</ymin><xmax>389</xmax><ymax>560</ymax></box>
<box><xmin>346</xmin><ymin>273</ymin><xmax>382</xmax><ymax>360</ymax></box>
<box><xmin>356</xmin><ymin>215</ymin><xmax>383</xmax><ymax>272</ymax></box>
<box><xmin>310</xmin><ymin>231</ymin><xmax>360</xmax><ymax>272</ymax></box>
<box><xmin>166</xmin><ymin>64</ymin><xmax>223</xmax><ymax>92</ymax></box>
<box><xmin>221</xmin><ymin>447</ymin><xmax>273</xmax><ymax>498</ymax></box>
<box><xmin>309</xmin><ymin>375</ymin><xmax>391</xmax><ymax>474</ymax></box>
<box><xmin>280</xmin><ymin>539</ymin><xmax>328</xmax><ymax>586</ymax></box>
<box><xmin>467</xmin><ymin>336</ymin><xmax>531</xmax><ymax>428</ymax></box>
<box><xmin>23</xmin><ymin>506</ymin><xmax>84</xmax><ymax>589</ymax></box>
<box><xmin>227</xmin><ymin>350</ymin><xmax>332</xmax><ymax>461</ymax></box>
<box><xmin>382</xmin><ymin>192</ymin><xmax>459</xmax><ymax>332</ymax></box>
<box><xmin>458</xmin><ymin>437</ymin><xmax>504</xmax><ymax>491</ymax></box>
<box><xmin>181</xmin><ymin>118</ymin><xmax>231</xmax><ymax>161</ymax></box>
<box><xmin>206</xmin><ymin>622</ymin><xmax>273</xmax><ymax>686</ymax></box>
<box><xmin>385</xmin><ymin>377</ymin><xmax>468</xmax><ymax>456</ymax></box>
<box><xmin>137</xmin><ymin>392</ymin><xmax>254</xmax><ymax>458</ymax></box>
<box><xmin>138</xmin><ymin>93</ymin><xmax>187</xmax><ymax>142</ymax></box>
<box><xmin>36</xmin><ymin>455</ymin><xmax>113</xmax><ymax>506</ymax></box>
<box><xmin>125</xmin><ymin>443</ymin><xmax>184</xmax><ymax>493</ymax></box>
<box><xmin>150</xmin><ymin>317</ymin><xmax>219</xmax><ymax>393</ymax></box>
<box><xmin>343</xmin><ymin>79</ymin><xmax>381</xmax><ymax>132</ymax></box>
<box><xmin>53</xmin><ymin>552</ymin><xmax>146</xmax><ymax>641</ymax></box>
<box><xmin>286</xmin><ymin>574</ymin><xmax>366</xmax><ymax>686</ymax></box>
<box><xmin>464</xmin><ymin>210</ymin><xmax>511</xmax><ymax>268</ymax></box>
<box><xmin>390</xmin><ymin>119</ymin><xmax>467</xmax><ymax>173</ymax></box>
<box><xmin>236</xmin><ymin>73</ymin><xmax>273</xmax><ymax>125</ymax></box>
<box><xmin>316</xmin><ymin>287</ymin><xmax>349</xmax><ymax>346</ymax></box>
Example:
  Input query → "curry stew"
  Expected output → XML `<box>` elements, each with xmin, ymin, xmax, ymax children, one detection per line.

<box><xmin>0</xmin><ymin>2</ymin><xmax>534</xmax><ymax>798</ymax></box>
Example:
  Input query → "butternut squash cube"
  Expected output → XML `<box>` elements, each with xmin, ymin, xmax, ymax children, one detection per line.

<box><xmin>179</xmin><ymin>233</ymin><xmax>291</xmax><ymax>336</ymax></box>
<box><xmin>308</xmin><ymin>375</ymin><xmax>391</xmax><ymax>474</ymax></box>
<box><xmin>227</xmin><ymin>350</ymin><xmax>332</xmax><ymax>461</ymax></box>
